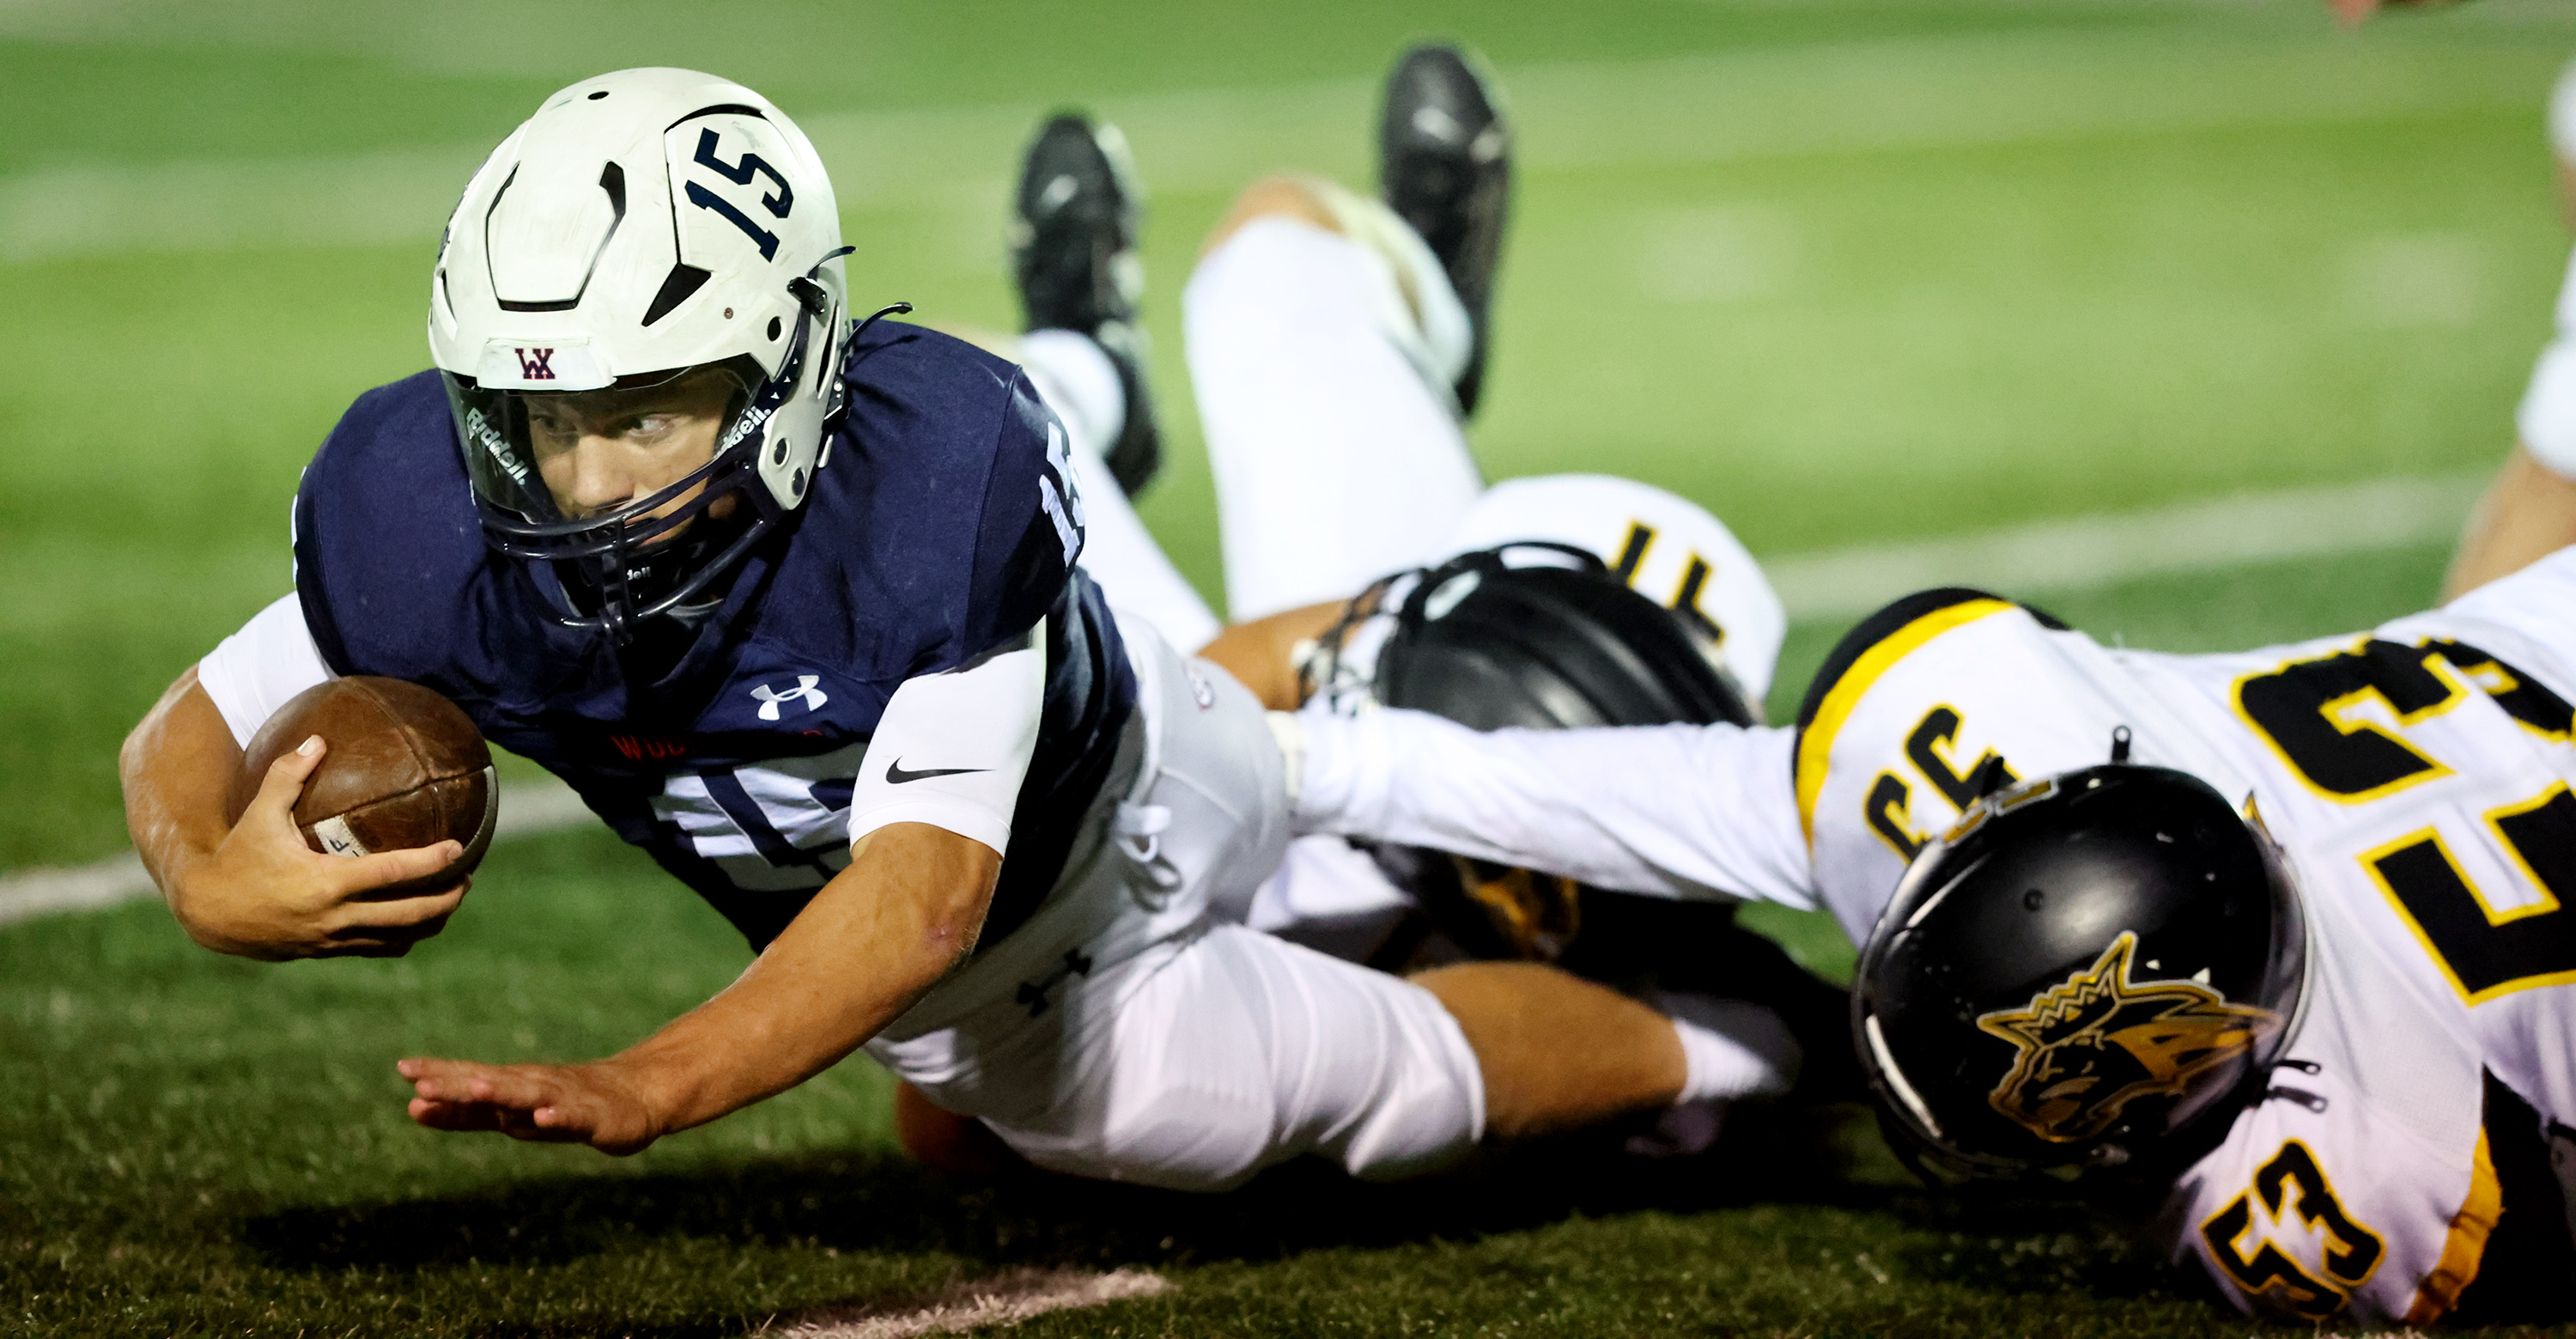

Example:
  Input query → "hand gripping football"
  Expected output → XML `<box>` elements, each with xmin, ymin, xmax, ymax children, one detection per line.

<box><xmin>223</xmin><ymin>678</ymin><xmax>497</xmax><ymax>885</ymax></box>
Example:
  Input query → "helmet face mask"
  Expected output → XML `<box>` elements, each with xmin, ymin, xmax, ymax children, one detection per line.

<box><xmin>453</xmin><ymin>362</ymin><xmax>744</xmax><ymax>527</ymax></box>
<box><xmin>426</xmin><ymin>68</ymin><xmax>855</xmax><ymax>641</ymax></box>
<box><xmin>1852</xmin><ymin>764</ymin><xmax>2309</xmax><ymax>1187</ymax></box>
<box><xmin>445</xmin><ymin>354</ymin><xmax>793</xmax><ymax>635</ymax></box>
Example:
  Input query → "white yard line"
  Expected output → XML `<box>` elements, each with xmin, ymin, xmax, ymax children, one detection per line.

<box><xmin>1762</xmin><ymin>470</ymin><xmax>2486</xmax><ymax>623</ymax></box>
<box><xmin>0</xmin><ymin>849</ymin><xmax>154</xmax><ymax>927</ymax></box>
<box><xmin>0</xmin><ymin>776</ymin><xmax>594</xmax><ymax>928</ymax></box>
<box><xmin>0</xmin><ymin>469</ymin><xmax>2487</xmax><ymax>927</ymax></box>
<box><xmin>768</xmin><ymin>1268</ymin><xmax>1173</xmax><ymax>1338</ymax></box>
<box><xmin>1</xmin><ymin>28</ymin><xmax>2550</xmax><ymax>261</ymax></box>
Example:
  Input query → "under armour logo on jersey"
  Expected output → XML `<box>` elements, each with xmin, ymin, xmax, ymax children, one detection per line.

<box><xmin>1036</xmin><ymin>421</ymin><xmax>1084</xmax><ymax>568</ymax></box>
<box><xmin>513</xmin><ymin>347</ymin><xmax>556</xmax><ymax>380</ymax></box>
<box><xmin>749</xmin><ymin>675</ymin><xmax>829</xmax><ymax>721</ymax></box>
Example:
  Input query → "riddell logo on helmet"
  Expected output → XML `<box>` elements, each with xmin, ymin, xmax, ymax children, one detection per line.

<box><xmin>1975</xmin><ymin>932</ymin><xmax>2275</xmax><ymax>1145</ymax></box>
<box><xmin>513</xmin><ymin>348</ymin><xmax>557</xmax><ymax>380</ymax></box>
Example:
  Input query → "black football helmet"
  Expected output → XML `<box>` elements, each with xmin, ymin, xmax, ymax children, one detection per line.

<box><xmin>1851</xmin><ymin>758</ymin><xmax>2310</xmax><ymax>1184</ymax></box>
<box><xmin>1322</xmin><ymin>543</ymin><xmax>1754</xmax><ymax>963</ymax></box>
<box><xmin>1330</xmin><ymin>544</ymin><xmax>1860</xmax><ymax>1100</ymax></box>
<box><xmin>1366</xmin><ymin>542</ymin><xmax>1754</xmax><ymax>733</ymax></box>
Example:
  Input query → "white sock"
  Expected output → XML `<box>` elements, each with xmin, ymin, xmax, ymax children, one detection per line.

<box><xmin>1015</xmin><ymin>327</ymin><xmax>1127</xmax><ymax>458</ymax></box>
<box><xmin>1656</xmin><ymin>991</ymin><xmax>1800</xmax><ymax>1105</ymax></box>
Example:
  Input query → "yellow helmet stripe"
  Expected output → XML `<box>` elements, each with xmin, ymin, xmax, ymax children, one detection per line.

<box><xmin>1795</xmin><ymin>598</ymin><xmax>2014</xmax><ymax>845</ymax></box>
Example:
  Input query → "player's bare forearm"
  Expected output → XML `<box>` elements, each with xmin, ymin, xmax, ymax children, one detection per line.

<box><xmin>402</xmin><ymin>821</ymin><xmax>999</xmax><ymax>1153</ymax></box>
<box><xmin>119</xmin><ymin>668</ymin><xmax>465</xmax><ymax>959</ymax></box>
<box><xmin>2443</xmin><ymin>444</ymin><xmax>2576</xmax><ymax>600</ymax></box>
<box><xmin>1198</xmin><ymin>600</ymin><xmax>1359</xmax><ymax>709</ymax></box>
<box><xmin>613</xmin><ymin>822</ymin><xmax>999</xmax><ymax>1131</ymax></box>
<box><xmin>120</xmin><ymin>669</ymin><xmax>237</xmax><ymax>903</ymax></box>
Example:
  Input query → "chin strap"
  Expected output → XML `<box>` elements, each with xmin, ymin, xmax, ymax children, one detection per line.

<box><xmin>852</xmin><ymin>301</ymin><xmax>911</xmax><ymax>338</ymax></box>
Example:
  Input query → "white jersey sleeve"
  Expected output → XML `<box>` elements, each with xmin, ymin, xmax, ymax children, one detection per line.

<box><xmin>2440</xmin><ymin>541</ymin><xmax>2576</xmax><ymax>679</ymax></box>
<box><xmin>841</xmin><ymin>626</ymin><xmax>1046</xmax><ymax>856</ymax></box>
<box><xmin>1293</xmin><ymin>706</ymin><xmax>1819</xmax><ymax>911</ymax></box>
<box><xmin>2516</xmin><ymin>243</ymin><xmax>2576</xmax><ymax>478</ymax></box>
<box><xmin>197</xmin><ymin>593</ymin><xmax>336</xmax><ymax>748</ymax></box>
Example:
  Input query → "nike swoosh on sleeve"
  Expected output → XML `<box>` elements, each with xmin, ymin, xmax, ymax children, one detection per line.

<box><xmin>884</xmin><ymin>759</ymin><xmax>993</xmax><ymax>784</ymax></box>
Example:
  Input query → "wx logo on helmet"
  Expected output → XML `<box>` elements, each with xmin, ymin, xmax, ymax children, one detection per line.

<box><xmin>749</xmin><ymin>675</ymin><xmax>829</xmax><ymax>721</ymax></box>
<box><xmin>1976</xmin><ymin>931</ymin><xmax>2275</xmax><ymax>1144</ymax></box>
<box><xmin>513</xmin><ymin>348</ymin><xmax>556</xmax><ymax>380</ymax></box>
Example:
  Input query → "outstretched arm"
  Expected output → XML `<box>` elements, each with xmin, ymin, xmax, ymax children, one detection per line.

<box><xmin>1291</xmin><ymin>706</ymin><xmax>1818</xmax><ymax>910</ymax></box>
<box><xmin>401</xmin><ymin>821</ymin><xmax>995</xmax><ymax>1153</ymax></box>
<box><xmin>404</xmin><ymin>628</ymin><xmax>1047</xmax><ymax>1153</ymax></box>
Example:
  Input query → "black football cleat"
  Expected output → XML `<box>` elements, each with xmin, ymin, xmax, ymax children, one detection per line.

<box><xmin>1011</xmin><ymin>112</ymin><xmax>1161</xmax><ymax>497</ymax></box>
<box><xmin>1378</xmin><ymin>42</ymin><xmax>1510</xmax><ymax>417</ymax></box>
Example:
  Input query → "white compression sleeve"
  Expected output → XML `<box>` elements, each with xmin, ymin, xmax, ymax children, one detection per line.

<box><xmin>197</xmin><ymin>593</ymin><xmax>335</xmax><ymax>747</ymax></box>
<box><xmin>843</xmin><ymin>630</ymin><xmax>1046</xmax><ymax>856</ymax></box>
<box><xmin>1294</xmin><ymin>706</ymin><xmax>1820</xmax><ymax>910</ymax></box>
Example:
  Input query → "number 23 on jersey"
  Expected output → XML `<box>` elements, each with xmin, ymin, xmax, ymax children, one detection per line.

<box><xmin>2233</xmin><ymin>636</ymin><xmax>2576</xmax><ymax>1006</ymax></box>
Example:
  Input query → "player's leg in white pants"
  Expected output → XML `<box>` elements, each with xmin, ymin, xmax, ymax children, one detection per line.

<box><xmin>865</xmin><ymin>616</ymin><xmax>1485</xmax><ymax>1190</ymax></box>
<box><xmin>1015</xmin><ymin>328</ymin><xmax>1223</xmax><ymax>653</ymax></box>
<box><xmin>987</xmin><ymin>231</ymin><xmax>1795</xmax><ymax>1182</ymax></box>
<box><xmin>987</xmin><ymin>922</ymin><xmax>1486</xmax><ymax>1188</ymax></box>
<box><xmin>1186</xmin><ymin>200</ymin><xmax>1485</xmax><ymax>622</ymax></box>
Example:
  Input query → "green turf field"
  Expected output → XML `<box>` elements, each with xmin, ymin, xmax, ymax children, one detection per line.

<box><xmin>7</xmin><ymin>0</ymin><xmax>2576</xmax><ymax>1333</ymax></box>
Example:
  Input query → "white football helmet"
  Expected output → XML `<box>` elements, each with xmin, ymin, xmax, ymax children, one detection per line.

<box><xmin>428</xmin><ymin>67</ymin><xmax>859</xmax><ymax>637</ymax></box>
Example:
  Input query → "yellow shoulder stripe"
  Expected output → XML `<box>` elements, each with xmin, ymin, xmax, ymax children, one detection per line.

<box><xmin>2404</xmin><ymin>1129</ymin><xmax>2501</xmax><ymax>1324</ymax></box>
<box><xmin>1795</xmin><ymin>598</ymin><xmax>2014</xmax><ymax>845</ymax></box>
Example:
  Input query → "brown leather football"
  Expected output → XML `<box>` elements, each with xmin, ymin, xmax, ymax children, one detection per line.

<box><xmin>224</xmin><ymin>677</ymin><xmax>496</xmax><ymax>886</ymax></box>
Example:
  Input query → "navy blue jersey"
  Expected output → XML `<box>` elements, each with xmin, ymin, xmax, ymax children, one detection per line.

<box><xmin>292</xmin><ymin>321</ymin><xmax>1136</xmax><ymax>951</ymax></box>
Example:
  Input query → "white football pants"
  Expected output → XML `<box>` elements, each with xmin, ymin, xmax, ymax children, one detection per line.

<box><xmin>864</xmin><ymin>613</ymin><xmax>1485</xmax><ymax>1190</ymax></box>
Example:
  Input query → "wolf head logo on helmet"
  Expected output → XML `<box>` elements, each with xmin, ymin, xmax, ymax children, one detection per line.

<box><xmin>1853</xmin><ymin>762</ymin><xmax>2310</xmax><ymax>1182</ymax></box>
<box><xmin>1976</xmin><ymin>931</ymin><xmax>2280</xmax><ymax>1145</ymax></box>
<box><xmin>426</xmin><ymin>68</ymin><xmax>872</xmax><ymax>642</ymax></box>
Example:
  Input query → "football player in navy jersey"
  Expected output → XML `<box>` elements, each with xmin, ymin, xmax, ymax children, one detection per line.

<box><xmin>118</xmin><ymin>61</ymin><xmax>1794</xmax><ymax>1193</ymax></box>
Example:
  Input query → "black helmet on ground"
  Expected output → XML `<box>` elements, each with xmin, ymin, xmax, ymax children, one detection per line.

<box><xmin>1324</xmin><ymin>543</ymin><xmax>1753</xmax><ymax>964</ymax></box>
<box><xmin>1337</xmin><ymin>543</ymin><xmax>1860</xmax><ymax>1101</ymax></box>
<box><xmin>1366</xmin><ymin>542</ymin><xmax>1755</xmax><ymax>733</ymax></box>
<box><xmin>1850</xmin><ymin>758</ymin><xmax>2309</xmax><ymax>1184</ymax></box>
